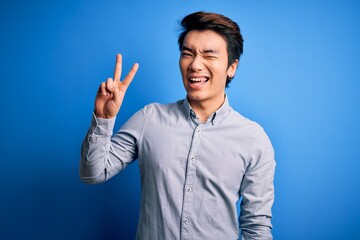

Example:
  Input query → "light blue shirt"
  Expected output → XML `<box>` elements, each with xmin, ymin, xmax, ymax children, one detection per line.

<box><xmin>80</xmin><ymin>96</ymin><xmax>275</xmax><ymax>239</ymax></box>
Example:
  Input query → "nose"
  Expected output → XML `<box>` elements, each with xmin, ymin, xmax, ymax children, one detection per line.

<box><xmin>189</xmin><ymin>55</ymin><xmax>204</xmax><ymax>72</ymax></box>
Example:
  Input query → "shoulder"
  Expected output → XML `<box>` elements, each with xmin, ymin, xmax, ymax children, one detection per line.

<box><xmin>227</xmin><ymin>107</ymin><xmax>273</xmax><ymax>147</ymax></box>
<box><xmin>228</xmin><ymin>108</ymin><xmax>264</xmax><ymax>133</ymax></box>
<box><xmin>141</xmin><ymin>99</ymin><xmax>184</xmax><ymax>117</ymax></box>
<box><xmin>227</xmin><ymin>109</ymin><xmax>275</xmax><ymax>168</ymax></box>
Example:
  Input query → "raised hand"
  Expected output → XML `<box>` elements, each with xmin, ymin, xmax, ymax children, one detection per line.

<box><xmin>94</xmin><ymin>54</ymin><xmax>139</xmax><ymax>119</ymax></box>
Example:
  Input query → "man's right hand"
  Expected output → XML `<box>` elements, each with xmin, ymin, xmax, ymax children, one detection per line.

<box><xmin>94</xmin><ymin>54</ymin><xmax>139</xmax><ymax>119</ymax></box>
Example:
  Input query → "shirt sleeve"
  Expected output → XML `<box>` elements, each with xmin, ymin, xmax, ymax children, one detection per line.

<box><xmin>79</xmin><ymin>110</ymin><xmax>146</xmax><ymax>184</ymax></box>
<box><xmin>239</xmin><ymin>127</ymin><xmax>276</xmax><ymax>240</ymax></box>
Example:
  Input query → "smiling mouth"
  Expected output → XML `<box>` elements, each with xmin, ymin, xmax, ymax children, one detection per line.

<box><xmin>188</xmin><ymin>77</ymin><xmax>209</xmax><ymax>86</ymax></box>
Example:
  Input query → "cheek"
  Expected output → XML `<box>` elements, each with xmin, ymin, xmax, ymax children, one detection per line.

<box><xmin>179</xmin><ymin>60</ymin><xmax>189</xmax><ymax>76</ymax></box>
<box><xmin>179</xmin><ymin>59</ymin><xmax>184</xmax><ymax>69</ymax></box>
<box><xmin>210</xmin><ymin>67</ymin><xmax>228</xmax><ymax>87</ymax></box>
<box><xmin>211</xmin><ymin>62</ymin><xmax>229</xmax><ymax>78</ymax></box>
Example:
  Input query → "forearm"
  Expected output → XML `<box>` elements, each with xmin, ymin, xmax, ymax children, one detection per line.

<box><xmin>239</xmin><ymin>128</ymin><xmax>275</xmax><ymax>240</ymax></box>
<box><xmin>240</xmin><ymin>218</ymin><xmax>273</xmax><ymax>240</ymax></box>
<box><xmin>239</xmin><ymin>176</ymin><xmax>274</xmax><ymax>239</ymax></box>
<box><xmin>79</xmin><ymin>114</ymin><xmax>116</xmax><ymax>184</ymax></box>
<box><xmin>80</xmin><ymin>109</ymin><xmax>143</xmax><ymax>184</ymax></box>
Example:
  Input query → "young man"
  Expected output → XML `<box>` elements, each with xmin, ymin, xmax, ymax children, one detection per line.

<box><xmin>80</xmin><ymin>11</ymin><xmax>275</xmax><ymax>240</ymax></box>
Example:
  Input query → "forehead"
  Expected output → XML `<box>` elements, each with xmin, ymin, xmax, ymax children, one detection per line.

<box><xmin>182</xmin><ymin>29</ymin><xmax>227</xmax><ymax>51</ymax></box>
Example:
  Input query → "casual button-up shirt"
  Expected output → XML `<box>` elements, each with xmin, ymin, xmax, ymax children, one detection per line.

<box><xmin>80</xmin><ymin>96</ymin><xmax>275</xmax><ymax>240</ymax></box>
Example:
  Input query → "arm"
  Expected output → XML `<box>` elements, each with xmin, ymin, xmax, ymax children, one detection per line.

<box><xmin>79</xmin><ymin>111</ymin><xmax>145</xmax><ymax>183</ymax></box>
<box><xmin>80</xmin><ymin>115</ymin><xmax>116</xmax><ymax>183</ymax></box>
<box><xmin>239</xmin><ymin>128</ymin><xmax>276</xmax><ymax>240</ymax></box>
<box><xmin>79</xmin><ymin>54</ymin><xmax>139</xmax><ymax>184</ymax></box>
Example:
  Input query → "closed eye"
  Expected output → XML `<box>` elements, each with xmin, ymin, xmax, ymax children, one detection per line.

<box><xmin>203</xmin><ymin>54</ymin><xmax>218</xmax><ymax>59</ymax></box>
<box><xmin>202</xmin><ymin>50</ymin><xmax>219</xmax><ymax>59</ymax></box>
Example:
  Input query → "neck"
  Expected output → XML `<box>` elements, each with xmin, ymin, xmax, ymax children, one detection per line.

<box><xmin>188</xmin><ymin>94</ymin><xmax>226</xmax><ymax>123</ymax></box>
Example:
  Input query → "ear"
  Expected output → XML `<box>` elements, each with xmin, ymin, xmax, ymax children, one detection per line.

<box><xmin>227</xmin><ymin>59</ymin><xmax>239</xmax><ymax>77</ymax></box>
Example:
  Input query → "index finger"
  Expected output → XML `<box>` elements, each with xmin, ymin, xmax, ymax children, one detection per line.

<box><xmin>113</xmin><ymin>53</ymin><xmax>122</xmax><ymax>82</ymax></box>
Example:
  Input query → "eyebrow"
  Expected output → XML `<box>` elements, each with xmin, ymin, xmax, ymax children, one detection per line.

<box><xmin>181</xmin><ymin>46</ymin><xmax>193</xmax><ymax>52</ymax></box>
<box><xmin>202</xmin><ymin>49</ymin><xmax>219</xmax><ymax>54</ymax></box>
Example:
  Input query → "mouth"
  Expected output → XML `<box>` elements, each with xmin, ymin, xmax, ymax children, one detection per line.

<box><xmin>188</xmin><ymin>77</ymin><xmax>209</xmax><ymax>88</ymax></box>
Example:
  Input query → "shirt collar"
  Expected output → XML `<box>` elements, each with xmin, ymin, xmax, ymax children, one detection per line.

<box><xmin>181</xmin><ymin>95</ymin><xmax>231</xmax><ymax>126</ymax></box>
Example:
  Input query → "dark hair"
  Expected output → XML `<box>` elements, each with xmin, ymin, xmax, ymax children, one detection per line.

<box><xmin>178</xmin><ymin>11</ymin><xmax>244</xmax><ymax>87</ymax></box>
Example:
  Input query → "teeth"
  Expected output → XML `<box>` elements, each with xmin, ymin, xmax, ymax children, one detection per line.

<box><xmin>190</xmin><ymin>77</ymin><xmax>206</xmax><ymax>82</ymax></box>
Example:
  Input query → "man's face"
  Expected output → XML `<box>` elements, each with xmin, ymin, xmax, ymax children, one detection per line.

<box><xmin>179</xmin><ymin>30</ymin><xmax>238</xmax><ymax>105</ymax></box>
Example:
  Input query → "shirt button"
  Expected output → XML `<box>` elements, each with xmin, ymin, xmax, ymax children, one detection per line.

<box><xmin>184</xmin><ymin>218</ymin><xmax>189</xmax><ymax>224</ymax></box>
<box><xmin>187</xmin><ymin>187</ymin><xmax>192</xmax><ymax>192</ymax></box>
<box><xmin>197</xmin><ymin>129</ymin><xmax>201</xmax><ymax>133</ymax></box>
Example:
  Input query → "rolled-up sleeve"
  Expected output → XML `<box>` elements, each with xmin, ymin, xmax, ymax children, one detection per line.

<box><xmin>239</xmin><ymin>128</ymin><xmax>276</xmax><ymax>240</ymax></box>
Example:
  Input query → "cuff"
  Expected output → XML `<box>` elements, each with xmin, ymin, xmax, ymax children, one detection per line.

<box><xmin>90</xmin><ymin>112</ymin><xmax>116</xmax><ymax>136</ymax></box>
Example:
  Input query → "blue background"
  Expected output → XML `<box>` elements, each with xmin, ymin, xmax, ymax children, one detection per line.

<box><xmin>1</xmin><ymin>0</ymin><xmax>359</xmax><ymax>239</ymax></box>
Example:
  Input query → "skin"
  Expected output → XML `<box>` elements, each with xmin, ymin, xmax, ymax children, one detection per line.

<box><xmin>94</xmin><ymin>54</ymin><xmax>139</xmax><ymax>119</ymax></box>
<box><xmin>179</xmin><ymin>30</ymin><xmax>239</xmax><ymax>122</ymax></box>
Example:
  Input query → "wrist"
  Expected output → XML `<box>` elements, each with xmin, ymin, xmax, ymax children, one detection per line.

<box><xmin>94</xmin><ymin>111</ymin><xmax>114</xmax><ymax>119</ymax></box>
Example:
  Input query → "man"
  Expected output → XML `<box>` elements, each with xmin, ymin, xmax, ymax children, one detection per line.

<box><xmin>80</xmin><ymin>11</ymin><xmax>275</xmax><ymax>240</ymax></box>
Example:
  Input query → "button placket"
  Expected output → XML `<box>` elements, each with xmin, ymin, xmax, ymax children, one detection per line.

<box><xmin>180</xmin><ymin>127</ymin><xmax>202</xmax><ymax>239</ymax></box>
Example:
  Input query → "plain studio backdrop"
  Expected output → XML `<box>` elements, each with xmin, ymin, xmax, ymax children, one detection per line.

<box><xmin>1</xmin><ymin>0</ymin><xmax>359</xmax><ymax>239</ymax></box>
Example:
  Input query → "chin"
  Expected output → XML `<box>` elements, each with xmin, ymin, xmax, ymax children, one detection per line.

<box><xmin>186</xmin><ymin>91</ymin><xmax>208</xmax><ymax>102</ymax></box>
